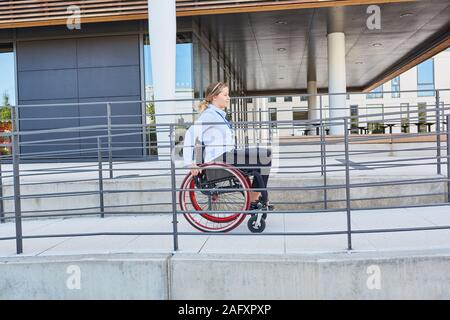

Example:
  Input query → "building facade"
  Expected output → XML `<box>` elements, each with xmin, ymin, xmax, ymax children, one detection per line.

<box><xmin>253</xmin><ymin>49</ymin><xmax>450</xmax><ymax>137</ymax></box>
<box><xmin>0</xmin><ymin>0</ymin><xmax>449</xmax><ymax>158</ymax></box>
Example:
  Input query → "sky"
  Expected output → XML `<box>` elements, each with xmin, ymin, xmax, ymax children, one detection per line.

<box><xmin>0</xmin><ymin>52</ymin><xmax>15</xmax><ymax>105</ymax></box>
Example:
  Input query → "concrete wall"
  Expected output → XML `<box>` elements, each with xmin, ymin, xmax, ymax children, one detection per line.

<box><xmin>170</xmin><ymin>251</ymin><xmax>450</xmax><ymax>299</ymax></box>
<box><xmin>1</xmin><ymin>250</ymin><xmax>449</xmax><ymax>299</ymax></box>
<box><xmin>0</xmin><ymin>253</ymin><xmax>169</xmax><ymax>299</ymax></box>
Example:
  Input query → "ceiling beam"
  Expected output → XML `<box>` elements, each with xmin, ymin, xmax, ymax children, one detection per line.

<box><xmin>177</xmin><ymin>0</ymin><xmax>415</xmax><ymax>16</ymax></box>
<box><xmin>0</xmin><ymin>0</ymin><xmax>415</xmax><ymax>29</ymax></box>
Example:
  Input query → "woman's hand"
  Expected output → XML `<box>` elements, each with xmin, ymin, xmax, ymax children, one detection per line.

<box><xmin>190</xmin><ymin>164</ymin><xmax>202</xmax><ymax>176</ymax></box>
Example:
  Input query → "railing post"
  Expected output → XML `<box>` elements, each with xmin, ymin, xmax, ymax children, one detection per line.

<box><xmin>169</xmin><ymin>125</ymin><xmax>179</xmax><ymax>251</ymax></box>
<box><xmin>0</xmin><ymin>158</ymin><xmax>4</xmax><ymax>224</ymax></box>
<box><xmin>252</xmin><ymin>106</ymin><xmax>256</xmax><ymax>144</ymax></box>
<box><xmin>344</xmin><ymin>118</ymin><xmax>353</xmax><ymax>251</ymax></box>
<box><xmin>106</xmin><ymin>103</ymin><xmax>113</xmax><ymax>179</ymax></box>
<box><xmin>447</xmin><ymin>115</ymin><xmax>450</xmax><ymax>203</ymax></box>
<box><xmin>320</xmin><ymin>95</ymin><xmax>328</xmax><ymax>209</ymax></box>
<box><xmin>258</xmin><ymin>107</ymin><xmax>262</xmax><ymax>143</ymax></box>
<box><xmin>320</xmin><ymin>95</ymin><xmax>324</xmax><ymax>176</ymax></box>
<box><xmin>97</xmin><ymin>137</ymin><xmax>105</xmax><ymax>218</ymax></box>
<box><xmin>435</xmin><ymin>90</ymin><xmax>441</xmax><ymax>175</ymax></box>
<box><xmin>11</xmin><ymin>106</ymin><xmax>23</xmax><ymax>254</ymax></box>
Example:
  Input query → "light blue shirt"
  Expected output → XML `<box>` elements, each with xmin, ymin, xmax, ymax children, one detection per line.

<box><xmin>183</xmin><ymin>104</ymin><xmax>235</xmax><ymax>167</ymax></box>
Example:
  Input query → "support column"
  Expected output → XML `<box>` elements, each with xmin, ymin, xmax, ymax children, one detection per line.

<box><xmin>307</xmin><ymin>38</ymin><xmax>318</xmax><ymax>123</ymax></box>
<box><xmin>327</xmin><ymin>7</ymin><xmax>347</xmax><ymax>135</ymax></box>
<box><xmin>307</xmin><ymin>81</ymin><xmax>318</xmax><ymax>121</ymax></box>
<box><xmin>148</xmin><ymin>0</ymin><xmax>176</xmax><ymax>158</ymax></box>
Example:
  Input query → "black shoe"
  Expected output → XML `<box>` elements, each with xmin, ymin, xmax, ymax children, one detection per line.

<box><xmin>257</xmin><ymin>196</ymin><xmax>274</xmax><ymax>211</ymax></box>
<box><xmin>250</xmin><ymin>201</ymin><xmax>263</xmax><ymax>211</ymax></box>
<box><xmin>249</xmin><ymin>200</ymin><xmax>272</xmax><ymax>220</ymax></box>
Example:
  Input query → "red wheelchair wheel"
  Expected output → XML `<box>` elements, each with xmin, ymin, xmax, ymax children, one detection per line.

<box><xmin>179</xmin><ymin>163</ymin><xmax>251</xmax><ymax>233</ymax></box>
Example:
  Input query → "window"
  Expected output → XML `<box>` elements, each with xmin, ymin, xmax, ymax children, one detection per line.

<box><xmin>367</xmin><ymin>85</ymin><xmax>383</xmax><ymax>99</ymax></box>
<box><xmin>391</xmin><ymin>76</ymin><xmax>400</xmax><ymax>98</ymax></box>
<box><xmin>417</xmin><ymin>102</ymin><xmax>427</xmax><ymax>133</ymax></box>
<box><xmin>293</xmin><ymin>107</ymin><xmax>308</xmax><ymax>122</ymax></box>
<box><xmin>365</xmin><ymin>104</ymin><xmax>384</xmax><ymax>133</ymax></box>
<box><xmin>300</xmin><ymin>95</ymin><xmax>308</xmax><ymax>101</ymax></box>
<box><xmin>0</xmin><ymin>44</ymin><xmax>15</xmax><ymax>156</ymax></box>
<box><xmin>268</xmin><ymin>97</ymin><xmax>276</xmax><ymax>103</ymax></box>
<box><xmin>417</xmin><ymin>59</ymin><xmax>434</xmax><ymax>97</ymax></box>
<box><xmin>400</xmin><ymin>103</ymin><xmax>410</xmax><ymax>133</ymax></box>
<box><xmin>350</xmin><ymin>105</ymin><xmax>358</xmax><ymax>133</ymax></box>
<box><xmin>292</xmin><ymin>107</ymin><xmax>308</xmax><ymax>135</ymax></box>
<box><xmin>144</xmin><ymin>34</ymin><xmax>193</xmax><ymax>93</ymax></box>
<box><xmin>245</xmin><ymin>98</ymin><xmax>253</xmax><ymax>104</ymax></box>
<box><xmin>269</xmin><ymin>107</ymin><xmax>277</xmax><ymax>128</ymax></box>
<box><xmin>284</xmin><ymin>96</ymin><xmax>293</xmax><ymax>102</ymax></box>
<box><xmin>0</xmin><ymin>43</ymin><xmax>15</xmax><ymax>106</ymax></box>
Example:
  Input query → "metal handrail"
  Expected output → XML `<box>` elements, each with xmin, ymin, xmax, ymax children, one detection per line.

<box><xmin>1</xmin><ymin>88</ymin><xmax>449</xmax><ymax>254</ymax></box>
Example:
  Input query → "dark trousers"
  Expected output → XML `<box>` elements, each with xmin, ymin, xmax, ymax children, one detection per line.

<box><xmin>214</xmin><ymin>147</ymin><xmax>272</xmax><ymax>202</ymax></box>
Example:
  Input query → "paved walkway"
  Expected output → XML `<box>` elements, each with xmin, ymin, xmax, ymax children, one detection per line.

<box><xmin>1</xmin><ymin>205</ymin><xmax>449</xmax><ymax>258</ymax></box>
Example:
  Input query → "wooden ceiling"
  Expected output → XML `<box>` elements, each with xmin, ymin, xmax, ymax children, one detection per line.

<box><xmin>0</xmin><ymin>0</ymin><xmax>413</xmax><ymax>29</ymax></box>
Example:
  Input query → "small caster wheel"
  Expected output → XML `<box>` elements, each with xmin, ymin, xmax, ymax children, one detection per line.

<box><xmin>247</xmin><ymin>215</ymin><xmax>266</xmax><ymax>233</ymax></box>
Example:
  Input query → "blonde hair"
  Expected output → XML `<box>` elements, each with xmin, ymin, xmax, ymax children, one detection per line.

<box><xmin>197</xmin><ymin>82</ymin><xmax>228</xmax><ymax>114</ymax></box>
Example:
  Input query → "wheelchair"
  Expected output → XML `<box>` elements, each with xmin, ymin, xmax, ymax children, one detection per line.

<box><xmin>179</xmin><ymin>162</ymin><xmax>270</xmax><ymax>233</ymax></box>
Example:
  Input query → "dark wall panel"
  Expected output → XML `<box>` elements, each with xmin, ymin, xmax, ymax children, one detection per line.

<box><xmin>18</xmin><ymin>69</ymin><xmax>78</xmax><ymax>101</ymax></box>
<box><xmin>19</xmin><ymin>99</ymin><xmax>79</xmax><ymax>130</ymax></box>
<box><xmin>77</xmin><ymin>35</ymin><xmax>139</xmax><ymax>68</ymax></box>
<box><xmin>16</xmin><ymin>33</ymin><xmax>143</xmax><ymax>159</ymax></box>
<box><xmin>78</xmin><ymin>66</ymin><xmax>141</xmax><ymax>98</ymax></box>
<box><xmin>17</xmin><ymin>39</ymin><xmax>77</xmax><ymax>71</ymax></box>
<box><xmin>19</xmin><ymin>99</ymin><xmax>80</xmax><ymax>157</ymax></box>
<box><xmin>78</xmin><ymin>96</ymin><xmax>143</xmax><ymax>157</ymax></box>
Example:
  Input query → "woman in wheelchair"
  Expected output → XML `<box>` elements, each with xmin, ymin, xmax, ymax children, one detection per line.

<box><xmin>180</xmin><ymin>81</ymin><xmax>273</xmax><ymax>233</ymax></box>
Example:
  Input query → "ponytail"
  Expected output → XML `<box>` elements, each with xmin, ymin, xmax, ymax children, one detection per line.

<box><xmin>197</xmin><ymin>99</ymin><xmax>210</xmax><ymax>114</ymax></box>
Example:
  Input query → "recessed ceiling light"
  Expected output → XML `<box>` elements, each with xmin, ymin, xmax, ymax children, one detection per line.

<box><xmin>277</xmin><ymin>48</ymin><xmax>286</xmax><ymax>52</ymax></box>
<box><xmin>275</xmin><ymin>20</ymin><xmax>287</xmax><ymax>25</ymax></box>
<box><xmin>372</xmin><ymin>43</ymin><xmax>382</xmax><ymax>47</ymax></box>
<box><xmin>355</xmin><ymin>61</ymin><xmax>363</xmax><ymax>64</ymax></box>
<box><xmin>400</xmin><ymin>13</ymin><xmax>413</xmax><ymax>18</ymax></box>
